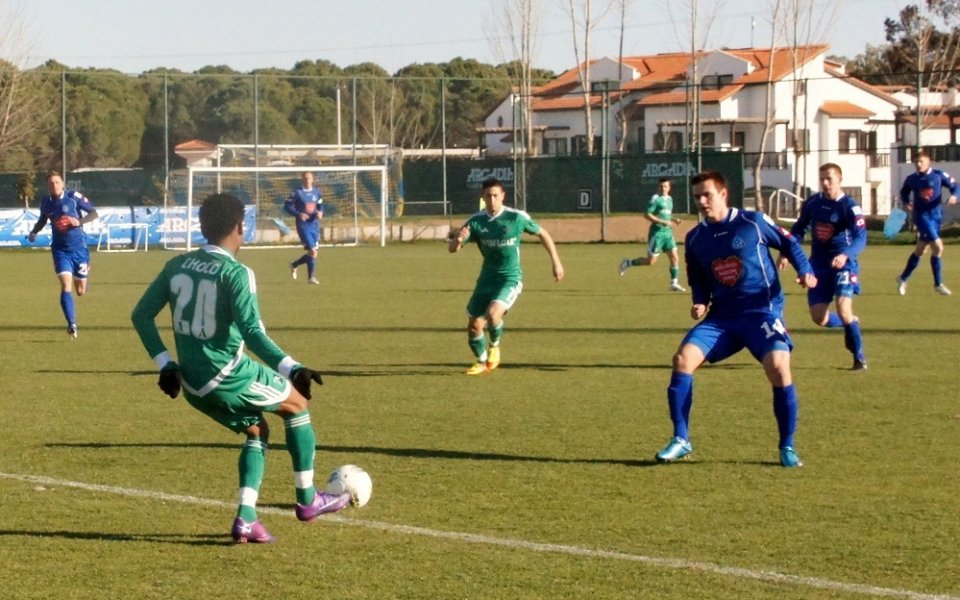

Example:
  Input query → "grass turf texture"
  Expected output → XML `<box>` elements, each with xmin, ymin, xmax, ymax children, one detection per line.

<box><xmin>0</xmin><ymin>242</ymin><xmax>957</xmax><ymax>599</ymax></box>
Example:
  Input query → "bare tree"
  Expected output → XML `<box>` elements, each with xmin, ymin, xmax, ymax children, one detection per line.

<box><xmin>753</xmin><ymin>0</ymin><xmax>784</xmax><ymax>214</ymax></box>
<box><xmin>0</xmin><ymin>1</ymin><xmax>48</xmax><ymax>171</ymax></box>
<box><xmin>562</xmin><ymin>0</ymin><xmax>615</xmax><ymax>156</ymax></box>
<box><xmin>488</xmin><ymin>0</ymin><xmax>545</xmax><ymax>157</ymax></box>
<box><xmin>780</xmin><ymin>0</ymin><xmax>837</xmax><ymax>209</ymax></box>
<box><xmin>885</xmin><ymin>1</ymin><xmax>960</xmax><ymax>147</ymax></box>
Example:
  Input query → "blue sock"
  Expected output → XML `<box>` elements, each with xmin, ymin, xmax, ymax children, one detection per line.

<box><xmin>824</xmin><ymin>312</ymin><xmax>843</xmax><ymax>328</ymax></box>
<box><xmin>772</xmin><ymin>385</ymin><xmax>798</xmax><ymax>449</ymax></box>
<box><xmin>931</xmin><ymin>256</ymin><xmax>943</xmax><ymax>286</ymax></box>
<box><xmin>667</xmin><ymin>372</ymin><xmax>694</xmax><ymax>440</ymax></box>
<box><xmin>843</xmin><ymin>320</ymin><xmax>864</xmax><ymax>360</ymax></box>
<box><xmin>900</xmin><ymin>253</ymin><xmax>920</xmax><ymax>280</ymax></box>
<box><xmin>306</xmin><ymin>256</ymin><xmax>316</xmax><ymax>278</ymax></box>
<box><xmin>60</xmin><ymin>291</ymin><xmax>76</xmax><ymax>327</ymax></box>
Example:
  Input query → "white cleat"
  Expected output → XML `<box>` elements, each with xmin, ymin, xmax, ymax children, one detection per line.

<box><xmin>935</xmin><ymin>284</ymin><xmax>952</xmax><ymax>296</ymax></box>
<box><xmin>290</xmin><ymin>262</ymin><xmax>298</xmax><ymax>280</ymax></box>
<box><xmin>896</xmin><ymin>277</ymin><xmax>906</xmax><ymax>296</ymax></box>
<box><xmin>669</xmin><ymin>282</ymin><xmax>687</xmax><ymax>292</ymax></box>
<box><xmin>619</xmin><ymin>259</ymin><xmax>630</xmax><ymax>276</ymax></box>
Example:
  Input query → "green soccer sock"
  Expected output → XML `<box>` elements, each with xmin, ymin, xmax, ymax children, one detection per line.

<box><xmin>236</xmin><ymin>437</ymin><xmax>266</xmax><ymax>522</ymax></box>
<box><xmin>284</xmin><ymin>411</ymin><xmax>317</xmax><ymax>505</ymax></box>
<box><xmin>670</xmin><ymin>265</ymin><xmax>680</xmax><ymax>281</ymax></box>
<box><xmin>487</xmin><ymin>321</ymin><xmax>504</xmax><ymax>347</ymax></box>
<box><xmin>469</xmin><ymin>333</ymin><xmax>487</xmax><ymax>361</ymax></box>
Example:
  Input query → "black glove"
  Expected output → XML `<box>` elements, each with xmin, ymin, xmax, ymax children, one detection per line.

<box><xmin>158</xmin><ymin>364</ymin><xmax>181</xmax><ymax>398</ymax></box>
<box><xmin>290</xmin><ymin>366</ymin><xmax>323</xmax><ymax>400</ymax></box>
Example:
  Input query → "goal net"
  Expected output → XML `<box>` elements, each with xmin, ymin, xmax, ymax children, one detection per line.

<box><xmin>168</xmin><ymin>165</ymin><xmax>390</xmax><ymax>251</ymax></box>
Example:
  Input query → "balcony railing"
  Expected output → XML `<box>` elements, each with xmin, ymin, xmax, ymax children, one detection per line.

<box><xmin>897</xmin><ymin>145</ymin><xmax>960</xmax><ymax>163</ymax></box>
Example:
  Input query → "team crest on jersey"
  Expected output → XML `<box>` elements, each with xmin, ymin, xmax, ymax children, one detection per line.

<box><xmin>920</xmin><ymin>187</ymin><xmax>934</xmax><ymax>201</ymax></box>
<box><xmin>711</xmin><ymin>256</ymin><xmax>743</xmax><ymax>286</ymax></box>
<box><xmin>814</xmin><ymin>222</ymin><xmax>833</xmax><ymax>241</ymax></box>
<box><xmin>731</xmin><ymin>236</ymin><xmax>745</xmax><ymax>250</ymax></box>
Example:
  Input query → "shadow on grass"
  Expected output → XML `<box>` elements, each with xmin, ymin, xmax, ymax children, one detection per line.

<box><xmin>0</xmin><ymin>529</ymin><xmax>231</xmax><ymax>546</ymax></box>
<box><xmin>46</xmin><ymin>441</ymin><xmax>661</xmax><ymax>468</ymax></box>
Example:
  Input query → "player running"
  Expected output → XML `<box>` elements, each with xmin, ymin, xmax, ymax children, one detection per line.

<box><xmin>895</xmin><ymin>150</ymin><xmax>958</xmax><ymax>296</ymax></box>
<box><xmin>778</xmin><ymin>163</ymin><xmax>868</xmax><ymax>370</ymax></box>
<box><xmin>448</xmin><ymin>177</ymin><xmax>564</xmax><ymax>375</ymax></box>
<box><xmin>27</xmin><ymin>171</ymin><xmax>99</xmax><ymax>338</ymax></box>
<box><xmin>655</xmin><ymin>171</ymin><xmax>816</xmax><ymax>468</ymax></box>
<box><xmin>132</xmin><ymin>193</ymin><xmax>350</xmax><ymax>544</ymax></box>
<box><xmin>619</xmin><ymin>177</ymin><xmax>686</xmax><ymax>291</ymax></box>
<box><xmin>284</xmin><ymin>171</ymin><xmax>324</xmax><ymax>285</ymax></box>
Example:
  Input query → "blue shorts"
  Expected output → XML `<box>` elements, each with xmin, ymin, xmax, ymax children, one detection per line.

<box><xmin>297</xmin><ymin>222</ymin><xmax>320</xmax><ymax>250</ymax></box>
<box><xmin>682</xmin><ymin>309</ymin><xmax>793</xmax><ymax>363</ymax></box>
<box><xmin>915</xmin><ymin>215</ymin><xmax>941</xmax><ymax>242</ymax></box>
<box><xmin>52</xmin><ymin>246</ymin><xmax>90</xmax><ymax>279</ymax></box>
<box><xmin>807</xmin><ymin>268</ymin><xmax>860</xmax><ymax>305</ymax></box>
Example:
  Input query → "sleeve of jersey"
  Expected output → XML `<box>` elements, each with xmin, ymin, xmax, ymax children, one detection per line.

<box><xmin>76</xmin><ymin>194</ymin><xmax>96</xmax><ymax>213</ymax></box>
<box><xmin>758</xmin><ymin>214</ymin><xmax>812</xmax><ymax>276</ymax></box>
<box><xmin>684</xmin><ymin>230</ymin><xmax>711</xmax><ymax>306</ymax></box>
<box><xmin>521</xmin><ymin>212</ymin><xmax>541</xmax><ymax>235</ymax></box>
<box><xmin>845</xmin><ymin>202</ymin><xmax>867</xmax><ymax>259</ymax></box>
<box><xmin>899</xmin><ymin>178</ymin><xmax>911</xmax><ymax>206</ymax></box>
<box><xmin>282</xmin><ymin>197</ymin><xmax>299</xmax><ymax>218</ymax></box>
<box><xmin>789</xmin><ymin>202</ymin><xmax>810</xmax><ymax>241</ymax></box>
<box><xmin>940</xmin><ymin>170</ymin><xmax>959</xmax><ymax>195</ymax></box>
<box><xmin>228</xmin><ymin>266</ymin><xmax>297</xmax><ymax>375</ymax></box>
<box><xmin>131</xmin><ymin>271</ymin><xmax>174</xmax><ymax>368</ymax></box>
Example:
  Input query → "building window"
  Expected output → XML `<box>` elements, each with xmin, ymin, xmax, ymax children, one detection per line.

<box><xmin>543</xmin><ymin>137</ymin><xmax>568</xmax><ymax>156</ymax></box>
<box><xmin>733</xmin><ymin>131</ymin><xmax>746</xmax><ymax>149</ymax></box>
<box><xmin>788</xmin><ymin>128</ymin><xmax>810</xmax><ymax>153</ymax></box>
<box><xmin>701</xmin><ymin>73</ymin><xmax>734</xmax><ymax>90</ymax></box>
<box><xmin>839</xmin><ymin>130</ymin><xmax>859</xmax><ymax>153</ymax></box>
<box><xmin>700</xmin><ymin>131</ymin><xmax>716</xmax><ymax>148</ymax></box>
<box><xmin>842</xmin><ymin>186</ymin><xmax>862</xmax><ymax>202</ymax></box>
<box><xmin>571</xmin><ymin>135</ymin><xmax>602</xmax><ymax>156</ymax></box>
<box><xmin>497</xmin><ymin>116</ymin><xmax>504</xmax><ymax>127</ymax></box>
<box><xmin>654</xmin><ymin>131</ymin><xmax>683</xmax><ymax>152</ymax></box>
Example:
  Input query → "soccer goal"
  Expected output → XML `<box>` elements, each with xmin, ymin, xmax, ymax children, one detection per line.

<box><xmin>169</xmin><ymin>165</ymin><xmax>390</xmax><ymax>251</ymax></box>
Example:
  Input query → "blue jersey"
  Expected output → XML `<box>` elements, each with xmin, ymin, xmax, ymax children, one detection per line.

<box><xmin>284</xmin><ymin>187</ymin><xmax>323</xmax><ymax>226</ymax></box>
<box><xmin>900</xmin><ymin>168</ymin><xmax>958</xmax><ymax>221</ymax></box>
<box><xmin>790</xmin><ymin>193</ymin><xmax>866</xmax><ymax>272</ymax></box>
<box><xmin>38</xmin><ymin>190</ymin><xmax>96</xmax><ymax>251</ymax></box>
<box><xmin>685</xmin><ymin>208</ymin><xmax>812</xmax><ymax>319</ymax></box>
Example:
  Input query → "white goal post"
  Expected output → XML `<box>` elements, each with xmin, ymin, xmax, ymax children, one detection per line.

<box><xmin>174</xmin><ymin>165</ymin><xmax>389</xmax><ymax>251</ymax></box>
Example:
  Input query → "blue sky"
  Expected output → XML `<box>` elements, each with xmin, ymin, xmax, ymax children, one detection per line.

<box><xmin>12</xmin><ymin>0</ymin><xmax>900</xmax><ymax>75</ymax></box>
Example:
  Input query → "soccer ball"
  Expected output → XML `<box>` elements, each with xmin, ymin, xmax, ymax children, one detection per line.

<box><xmin>325</xmin><ymin>464</ymin><xmax>372</xmax><ymax>508</ymax></box>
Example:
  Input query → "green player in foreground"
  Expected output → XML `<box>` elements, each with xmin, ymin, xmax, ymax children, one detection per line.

<box><xmin>619</xmin><ymin>177</ymin><xmax>686</xmax><ymax>291</ymax></box>
<box><xmin>131</xmin><ymin>193</ymin><xmax>350</xmax><ymax>544</ymax></box>
<box><xmin>448</xmin><ymin>178</ymin><xmax>565</xmax><ymax>375</ymax></box>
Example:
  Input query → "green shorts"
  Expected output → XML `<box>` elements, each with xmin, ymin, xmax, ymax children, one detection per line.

<box><xmin>466</xmin><ymin>279</ymin><xmax>523</xmax><ymax>318</ymax></box>
<box><xmin>183</xmin><ymin>358</ymin><xmax>291</xmax><ymax>434</ymax></box>
<box><xmin>647</xmin><ymin>227</ymin><xmax>677</xmax><ymax>256</ymax></box>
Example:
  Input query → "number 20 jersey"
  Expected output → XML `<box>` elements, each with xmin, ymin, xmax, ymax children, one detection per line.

<box><xmin>131</xmin><ymin>245</ymin><xmax>291</xmax><ymax>395</ymax></box>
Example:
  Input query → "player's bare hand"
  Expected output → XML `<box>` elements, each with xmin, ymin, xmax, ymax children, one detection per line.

<box><xmin>299</xmin><ymin>213</ymin><xmax>309</xmax><ymax>221</ymax></box>
<box><xmin>673</xmin><ymin>218</ymin><xmax>682</xmax><ymax>225</ymax></box>
<box><xmin>27</xmin><ymin>232</ymin><xmax>36</xmax><ymax>243</ymax></box>
<box><xmin>690</xmin><ymin>304</ymin><xmax>707</xmax><ymax>320</ymax></box>
<box><xmin>776</xmin><ymin>256</ymin><xmax>789</xmax><ymax>271</ymax></box>
<box><xmin>948</xmin><ymin>195</ymin><xmax>958</xmax><ymax>206</ymax></box>
<box><xmin>797</xmin><ymin>273</ymin><xmax>818</xmax><ymax>289</ymax></box>
<box><xmin>831</xmin><ymin>254</ymin><xmax>848</xmax><ymax>269</ymax></box>
<box><xmin>553</xmin><ymin>263</ymin><xmax>565</xmax><ymax>282</ymax></box>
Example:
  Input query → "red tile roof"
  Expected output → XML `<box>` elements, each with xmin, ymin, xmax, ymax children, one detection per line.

<box><xmin>819</xmin><ymin>101</ymin><xmax>875</xmax><ymax>118</ymax></box>
<box><xmin>174</xmin><ymin>139</ymin><xmax>217</xmax><ymax>151</ymax></box>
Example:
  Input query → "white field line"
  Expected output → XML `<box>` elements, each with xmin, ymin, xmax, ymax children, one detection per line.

<box><xmin>1</xmin><ymin>471</ymin><xmax>957</xmax><ymax>600</ymax></box>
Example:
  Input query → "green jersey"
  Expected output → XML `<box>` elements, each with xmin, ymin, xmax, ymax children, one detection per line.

<box><xmin>462</xmin><ymin>207</ymin><xmax>541</xmax><ymax>282</ymax></box>
<box><xmin>131</xmin><ymin>245</ymin><xmax>297</xmax><ymax>396</ymax></box>
<box><xmin>647</xmin><ymin>194</ymin><xmax>674</xmax><ymax>234</ymax></box>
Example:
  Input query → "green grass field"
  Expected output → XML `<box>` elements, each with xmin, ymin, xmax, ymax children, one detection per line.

<box><xmin>0</xmin><ymin>242</ymin><xmax>957</xmax><ymax>600</ymax></box>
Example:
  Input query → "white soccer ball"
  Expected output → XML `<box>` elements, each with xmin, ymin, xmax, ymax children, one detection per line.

<box><xmin>325</xmin><ymin>464</ymin><xmax>373</xmax><ymax>508</ymax></box>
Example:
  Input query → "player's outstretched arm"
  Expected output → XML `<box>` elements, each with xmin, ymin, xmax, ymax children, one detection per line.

<box><xmin>537</xmin><ymin>229</ymin><xmax>564</xmax><ymax>281</ymax></box>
